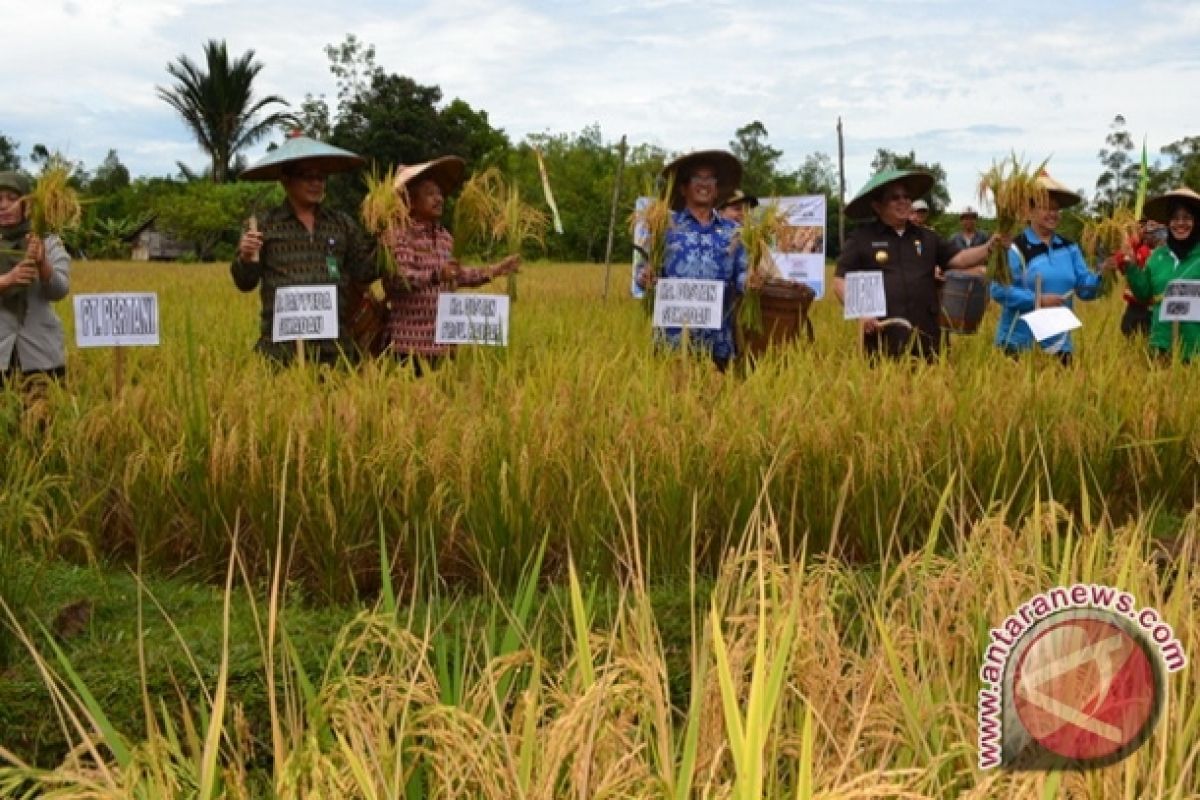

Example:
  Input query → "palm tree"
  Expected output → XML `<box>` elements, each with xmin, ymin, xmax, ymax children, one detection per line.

<box><xmin>157</xmin><ymin>40</ymin><xmax>294</xmax><ymax>183</ymax></box>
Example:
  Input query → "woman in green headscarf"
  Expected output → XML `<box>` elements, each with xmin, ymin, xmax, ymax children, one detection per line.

<box><xmin>0</xmin><ymin>171</ymin><xmax>71</xmax><ymax>385</ymax></box>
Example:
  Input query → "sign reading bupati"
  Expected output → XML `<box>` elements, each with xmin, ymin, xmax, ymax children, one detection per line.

<box><xmin>272</xmin><ymin>285</ymin><xmax>339</xmax><ymax>342</ymax></box>
<box><xmin>1159</xmin><ymin>280</ymin><xmax>1200</xmax><ymax>322</ymax></box>
<box><xmin>74</xmin><ymin>293</ymin><xmax>160</xmax><ymax>347</ymax></box>
<box><xmin>652</xmin><ymin>278</ymin><xmax>724</xmax><ymax>330</ymax></box>
<box><xmin>770</xmin><ymin>195</ymin><xmax>827</xmax><ymax>299</ymax></box>
<box><xmin>434</xmin><ymin>293</ymin><xmax>509</xmax><ymax>345</ymax></box>
<box><xmin>842</xmin><ymin>271</ymin><xmax>887</xmax><ymax>319</ymax></box>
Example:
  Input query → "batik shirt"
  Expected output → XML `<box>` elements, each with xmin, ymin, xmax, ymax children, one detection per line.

<box><xmin>230</xmin><ymin>201</ymin><xmax>376</xmax><ymax>363</ymax></box>
<box><xmin>657</xmin><ymin>208</ymin><xmax>747</xmax><ymax>360</ymax></box>
<box><xmin>382</xmin><ymin>222</ymin><xmax>492</xmax><ymax>358</ymax></box>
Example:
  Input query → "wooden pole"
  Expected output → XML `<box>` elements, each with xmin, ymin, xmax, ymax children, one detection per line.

<box><xmin>113</xmin><ymin>347</ymin><xmax>125</xmax><ymax>398</ymax></box>
<box><xmin>837</xmin><ymin>117</ymin><xmax>846</xmax><ymax>251</ymax></box>
<box><xmin>247</xmin><ymin>214</ymin><xmax>260</xmax><ymax>263</ymax></box>
<box><xmin>1035</xmin><ymin>274</ymin><xmax>1043</xmax><ymax>309</ymax></box>
<box><xmin>602</xmin><ymin>134</ymin><xmax>628</xmax><ymax>301</ymax></box>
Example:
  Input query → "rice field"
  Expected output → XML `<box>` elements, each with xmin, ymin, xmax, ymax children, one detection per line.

<box><xmin>1</xmin><ymin>259</ymin><xmax>1198</xmax><ymax>797</ymax></box>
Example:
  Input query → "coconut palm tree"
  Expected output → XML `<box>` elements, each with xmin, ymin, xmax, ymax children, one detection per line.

<box><xmin>157</xmin><ymin>40</ymin><xmax>294</xmax><ymax>183</ymax></box>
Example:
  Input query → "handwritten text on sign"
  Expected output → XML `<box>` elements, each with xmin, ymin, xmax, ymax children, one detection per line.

<box><xmin>652</xmin><ymin>278</ymin><xmax>724</xmax><ymax>330</ymax></box>
<box><xmin>434</xmin><ymin>293</ymin><xmax>510</xmax><ymax>346</ymax></box>
<box><xmin>74</xmin><ymin>293</ymin><xmax>160</xmax><ymax>347</ymax></box>
<box><xmin>843</xmin><ymin>271</ymin><xmax>887</xmax><ymax>319</ymax></box>
<box><xmin>1160</xmin><ymin>280</ymin><xmax>1200</xmax><ymax>322</ymax></box>
<box><xmin>272</xmin><ymin>285</ymin><xmax>339</xmax><ymax>342</ymax></box>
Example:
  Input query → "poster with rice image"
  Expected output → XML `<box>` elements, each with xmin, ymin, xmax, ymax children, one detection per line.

<box><xmin>842</xmin><ymin>271</ymin><xmax>886</xmax><ymax>319</ymax></box>
<box><xmin>652</xmin><ymin>278</ymin><xmax>724</xmax><ymax>330</ymax></box>
<box><xmin>435</xmin><ymin>293</ymin><xmax>510</xmax><ymax>346</ymax></box>
<box><xmin>631</xmin><ymin>196</ymin><xmax>650</xmax><ymax>300</ymax></box>
<box><xmin>74</xmin><ymin>293</ymin><xmax>160</xmax><ymax>348</ymax></box>
<box><xmin>770</xmin><ymin>195</ymin><xmax>826</xmax><ymax>299</ymax></box>
<box><xmin>1159</xmin><ymin>279</ymin><xmax>1200</xmax><ymax>322</ymax></box>
<box><xmin>272</xmin><ymin>285</ymin><xmax>338</xmax><ymax>342</ymax></box>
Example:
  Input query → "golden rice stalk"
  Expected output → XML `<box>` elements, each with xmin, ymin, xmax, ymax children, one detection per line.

<box><xmin>1081</xmin><ymin>206</ymin><xmax>1139</xmax><ymax>295</ymax></box>
<box><xmin>454</xmin><ymin>167</ymin><xmax>505</xmax><ymax>259</ymax></box>
<box><xmin>495</xmin><ymin>183</ymin><xmax>549</xmax><ymax>300</ymax></box>
<box><xmin>629</xmin><ymin>174</ymin><xmax>675</xmax><ymax>316</ymax></box>
<box><xmin>360</xmin><ymin>165</ymin><xmax>409</xmax><ymax>276</ymax></box>
<box><xmin>25</xmin><ymin>163</ymin><xmax>82</xmax><ymax>236</ymax></box>
<box><xmin>977</xmin><ymin>154</ymin><xmax>1049</xmax><ymax>284</ymax></box>
<box><xmin>735</xmin><ymin>202</ymin><xmax>788</xmax><ymax>334</ymax></box>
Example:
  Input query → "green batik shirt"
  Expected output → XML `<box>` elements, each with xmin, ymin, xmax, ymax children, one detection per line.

<box><xmin>231</xmin><ymin>200</ymin><xmax>377</xmax><ymax>363</ymax></box>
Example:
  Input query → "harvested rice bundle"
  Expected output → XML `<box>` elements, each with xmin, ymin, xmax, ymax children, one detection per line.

<box><xmin>1081</xmin><ymin>206</ymin><xmax>1139</xmax><ymax>295</ymax></box>
<box><xmin>25</xmin><ymin>163</ymin><xmax>82</xmax><ymax>236</ymax></box>
<box><xmin>977</xmin><ymin>154</ymin><xmax>1049</xmax><ymax>285</ymax></box>
<box><xmin>360</xmin><ymin>164</ymin><xmax>410</xmax><ymax>276</ymax></box>
<box><xmin>735</xmin><ymin>201</ymin><xmax>787</xmax><ymax>334</ymax></box>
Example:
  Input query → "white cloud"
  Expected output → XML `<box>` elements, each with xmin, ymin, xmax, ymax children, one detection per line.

<box><xmin>3</xmin><ymin>0</ymin><xmax>1198</xmax><ymax>208</ymax></box>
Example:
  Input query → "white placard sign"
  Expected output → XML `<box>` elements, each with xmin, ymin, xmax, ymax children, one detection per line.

<box><xmin>1159</xmin><ymin>280</ymin><xmax>1200</xmax><ymax>322</ymax></box>
<box><xmin>652</xmin><ymin>278</ymin><xmax>724</xmax><ymax>330</ymax></box>
<box><xmin>842</xmin><ymin>271</ymin><xmax>887</xmax><ymax>319</ymax></box>
<box><xmin>769</xmin><ymin>195</ymin><xmax>827</xmax><ymax>299</ymax></box>
<box><xmin>272</xmin><ymin>285</ymin><xmax>339</xmax><ymax>342</ymax></box>
<box><xmin>1021</xmin><ymin>307</ymin><xmax>1083</xmax><ymax>342</ymax></box>
<box><xmin>74</xmin><ymin>293</ymin><xmax>160</xmax><ymax>347</ymax></box>
<box><xmin>434</xmin><ymin>293</ymin><xmax>509</xmax><ymax>346</ymax></box>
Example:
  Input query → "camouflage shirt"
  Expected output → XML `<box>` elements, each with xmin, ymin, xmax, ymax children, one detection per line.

<box><xmin>231</xmin><ymin>200</ymin><xmax>377</xmax><ymax>364</ymax></box>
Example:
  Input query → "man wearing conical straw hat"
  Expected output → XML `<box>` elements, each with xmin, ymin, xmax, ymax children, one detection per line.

<box><xmin>637</xmin><ymin>149</ymin><xmax>748</xmax><ymax>370</ymax></box>
<box><xmin>380</xmin><ymin>156</ymin><xmax>519</xmax><ymax>374</ymax></box>
<box><xmin>1125</xmin><ymin>186</ymin><xmax>1200</xmax><ymax>362</ymax></box>
<box><xmin>990</xmin><ymin>171</ymin><xmax>1114</xmax><ymax>364</ymax></box>
<box><xmin>835</xmin><ymin>168</ymin><xmax>996</xmax><ymax>360</ymax></box>
<box><xmin>233</xmin><ymin>132</ymin><xmax>379</xmax><ymax>366</ymax></box>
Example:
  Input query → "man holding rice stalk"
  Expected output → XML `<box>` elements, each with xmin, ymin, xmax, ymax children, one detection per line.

<box><xmin>835</xmin><ymin>168</ymin><xmax>995</xmax><ymax>360</ymax></box>
<box><xmin>989</xmin><ymin>170</ymin><xmax>1116</xmax><ymax>365</ymax></box>
<box><xmin>377</xmin><ymin>157</ymin><xmax>519</xmax><ymax>374</ymax></box>
<box><xmin>636</xmin><ymin>150</ymin><xmax>748</xmax><ymax>371</ymax></box>
<box><xmin>0</xmin><ymin>170</ymin><xmax>74</xmax><ymax>388</ymax></box>
<box><xmin>233</xmin><ymin>133</ymin><xmax>378</xmax><ymax>366</ymax></box>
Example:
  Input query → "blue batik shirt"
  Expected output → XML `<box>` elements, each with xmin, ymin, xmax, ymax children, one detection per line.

<box><xmin>656</xmin><ymin>207</ymin><xmax>748</xmax><ymax>359</ymax></box>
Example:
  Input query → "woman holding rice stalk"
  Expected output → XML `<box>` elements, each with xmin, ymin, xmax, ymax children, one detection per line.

<box><xmin>990</xmin><ymin>172</ymin><xmax>1116</xmax><ymax>365</ymax></box>
<box><xmin>636</xmin><ymin>150</ymin><xmax>748</xmax><ymax>371</ymax></box>
<box><xmin>0</xmin><ymin>171</ymin><xmax>71</xmax><ymax>387</ymax></box>
<box><xmin>1125</xmin><ymin>187</ymin><xmax>1200</xmax><ymax>362</ymax></box>
<box><xmin>382</xmin><ymin>157</ymin><xmax>519</xmax><ymax>375</ymax></box>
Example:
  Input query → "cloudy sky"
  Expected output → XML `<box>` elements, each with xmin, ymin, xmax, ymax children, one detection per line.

<box><xmin>5</xmin><ymin>0</ymin><xmax>1198</xmax><ymax>208</ymax></box>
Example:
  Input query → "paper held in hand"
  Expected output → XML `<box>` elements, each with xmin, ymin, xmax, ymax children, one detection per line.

<box><xmin>74</xmin><ymin>293</ymin><xmax>160</xmax><ymax>348</ymax></box>
<box><xmin>434</xmin><ymin>293</ymin><xmax>510</xmax><ymax>346</ymax></box>
<box><xmin>652</xmin><ymin>278</ymin><xmax>724</xmax><ymax>330</ymax></box>
<box><xmin>843</xmin><ymin>271</ymin><xmax>887</xmax><ymax>320</ymax></box>
<box><xmin>272</xmin><ymin>285</ymin><xmax>339</xmax><ymax>342</ymax></box>
<box><xmin>1159</xmin><ymin>280</ymin><xmax>1200</xmax><ymax>322</ymax></box>
<box><xmin>1020</xmin><ymin>307</ymin><xmax>1082</xmax><ymax>342</ymax></box>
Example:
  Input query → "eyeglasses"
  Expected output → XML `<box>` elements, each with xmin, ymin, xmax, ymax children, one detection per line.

<box><xmin>688</xmin><ymin>175</ymin><xmax>718</xmax><ymax>186</ymax></box>
<box><xmin>1170</xmin><ymin>210</ymin><xmax>1195</xmax><ymax>223</ymax></box>
<box><xmin>882</xmin><ymin>192</ymin><xmax>912</xmax><ymax>203</ymax></box>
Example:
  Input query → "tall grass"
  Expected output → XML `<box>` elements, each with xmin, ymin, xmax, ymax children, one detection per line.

<box><xmin>1</xmin><ymin>260</ymin><xmax>1199</xmax><ymax>598</ymax></box>
<box><xmin>1</xmin><ymin>488</ymin><xmax>1196</xmax><ymax>797</ymax></box>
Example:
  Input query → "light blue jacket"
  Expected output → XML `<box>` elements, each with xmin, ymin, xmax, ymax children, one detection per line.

<box><xmin>990</xmin><ymin>227</ymin><xmax>1101</xmax><ymax>354</ymax></box>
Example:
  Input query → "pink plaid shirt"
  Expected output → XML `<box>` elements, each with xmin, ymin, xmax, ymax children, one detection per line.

<box><xmin>382</xmin><ymin>222</ymin><xmax>490</xmax><ymax>357</ymax></box>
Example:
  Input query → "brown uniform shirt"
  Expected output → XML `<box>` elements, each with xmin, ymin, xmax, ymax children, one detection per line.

<box><xmin>836</xmin><ymin>219</ymin><xmax>956</xmax><ymax>357</ymax></box>
<box><xmin>231</xmin><ymin>201</ymin><xmax>377</xmax><ymax>364</ymax></box>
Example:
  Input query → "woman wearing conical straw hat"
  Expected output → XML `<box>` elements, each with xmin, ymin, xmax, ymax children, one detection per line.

<box><xmin>835</xmin><ymin>168</ymin><xmax>995</xmax><ymax>361</ymax></box>
<box><xmin>234</xmin><ymin>133</ymin><xmax>379</xmax><ymax>366</ymax></box>
<box><xmin>636</xmin><ymin>149</ymin><xmax>748</xmax><ymax>371</ymax></box>
<box><xmin>1125</xmin><ymin>187</ymin><xmax>1200</xmax><ymax>362</ymax></box>
<box><xmin>718</xmin><ymin>189</ymin><xmax>758</xmax><ymax>226</ymax></box>
<box><xmin>990</xmin><ymin>171</ymin><xmax>1116</xmax><ymax>365</ymax></box>
<box><xmin>381</xmin><ymin>157</ymin><xmax>519</xmax><ymax>375</ymax></box>
<box><xmin>0</xmin><ymin>170</ymin><xmax>71</xmax><ymax>387</ymax></box>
